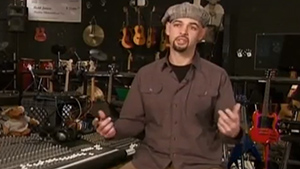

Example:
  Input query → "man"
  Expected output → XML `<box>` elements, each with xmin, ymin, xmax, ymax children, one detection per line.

<box><xmin>96</xmin><ymin>2</ymin><xmax>242</xmax><ymax>169</ymax></box>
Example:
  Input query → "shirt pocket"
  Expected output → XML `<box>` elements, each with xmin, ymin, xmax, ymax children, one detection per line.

<box><xmin>140</xmin><ymin>83</ymin><xmax>165</xmax><ymax>125</ymax></box>
<box><xmin>192</xmin><ymin>89</ymin><xmax>218</xmax><ymax>128</ymax></box>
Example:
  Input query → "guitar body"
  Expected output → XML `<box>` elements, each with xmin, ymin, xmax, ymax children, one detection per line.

<box><xmin>228</xmin><ymin>134</ymin><xmax>262</xmax><ymax>168</ymax></box>
<box><xmin>133</xmin><ymin>25</ymin><xmax>145</xmax><ymax>46</ymax></box>
<box><xmin>146</xmin><ymin>27</ymin><xmax>156</xmax><ymax>48</ymax></box>
<box><xmin>121</xmin><ymin>27</ymin><xmax>134</xmax><ymax>49</ymax></box>
<box><xmin>249</xmin><ymin>110</ymin><xmax>279</xmax><ymax>143</ymax></box>
<box><xmin>34</xmin><ymin>27</ymin><xmax>47</xmax><ymax>42</ymax></box>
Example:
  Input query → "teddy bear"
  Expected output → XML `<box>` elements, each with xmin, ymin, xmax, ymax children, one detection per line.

<box><xmin>2</xmin><ymin>106</ymin><xmax>40</xmax><ymax>136</ymax></box>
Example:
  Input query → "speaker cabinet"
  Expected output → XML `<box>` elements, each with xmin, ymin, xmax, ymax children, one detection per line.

<box><xmin>7</xmin><ymin>5</ymin><xmax>28</xmax><ymax>32</ymax></box>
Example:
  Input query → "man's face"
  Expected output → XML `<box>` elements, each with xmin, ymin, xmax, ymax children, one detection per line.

<box><xmin>165</xmin><ymin>18</ymin><xmax>206</xmax><ymax>53</ymax></box>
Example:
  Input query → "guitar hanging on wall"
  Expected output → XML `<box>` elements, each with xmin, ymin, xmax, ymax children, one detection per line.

<box><xmin>34</xmin><ymin>27</ymin><xmax>47</xmax><ymax>42</ymax></box>
<box><xmin>121</xmin><ymin>7</ymin><xmax>134</xmax><ymax>49</ymax></box>
<box><xmin>146</xmin><ymin>6</ymin><xmax>156</xmax><ymax>48</ymax></box>
<box><xmin>133</xmin><ymin>7</ymin><xmax>146</xmax><ymax>46</ymax></box>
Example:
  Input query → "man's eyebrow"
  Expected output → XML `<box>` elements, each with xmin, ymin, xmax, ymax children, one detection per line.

<box><xmin>189</xmin><ymin>22</ymin><xmax>200</xmax><ymax>27</ymax></box>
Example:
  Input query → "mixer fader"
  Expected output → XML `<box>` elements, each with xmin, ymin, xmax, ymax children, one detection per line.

<box><xmin>0</xmin><ymin>133</ymin><xmax>139</xmax><ymax>169</ymax></box>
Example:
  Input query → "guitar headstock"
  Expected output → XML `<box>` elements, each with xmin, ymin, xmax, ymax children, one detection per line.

<box><xmin>265</xmin><ymin>69</ymin><xmax>276</xmax><ymax>79</ymax></box>
<box><xmin>152</xmin><ymin>6</ymin><xmax>156</xmax><ymax>12</ymax></box>
<box><xmin>123</xmin><ymin>6</ymin><xmax>128</xmax><ymax>13</ymax></box>
<box><xmin>89</xmin><ymin>60</ymin><xmax>96</xmax><ymax>72</ymax></box>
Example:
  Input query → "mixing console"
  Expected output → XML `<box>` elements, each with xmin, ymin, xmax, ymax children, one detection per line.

<box><xmin>0</xmin><ymin>133</ymin><xmax>139</xmax><ymax>169</ymax></box>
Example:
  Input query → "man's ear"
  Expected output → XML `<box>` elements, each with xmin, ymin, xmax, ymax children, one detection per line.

<box><xmin>165</xmin><ymin>22</ymin><xmax>170</xmax><ymax>36</ymax></box>
<box><xmin>198</xmin><ymin>27</ymin><xmax>207</xmax><ymax>41</ymax></box>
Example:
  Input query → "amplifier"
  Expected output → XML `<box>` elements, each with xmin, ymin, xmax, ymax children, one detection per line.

<box><xmin>0</xmin><ymin>90</ymin><xmax>19</xmax><ymax>106</ymax></box>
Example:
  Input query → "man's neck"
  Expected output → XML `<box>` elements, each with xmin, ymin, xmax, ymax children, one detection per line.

<box><xmin>168</xmin><ymin>48</ymin><xmax>195</xmax><ymax>66</ymax></box>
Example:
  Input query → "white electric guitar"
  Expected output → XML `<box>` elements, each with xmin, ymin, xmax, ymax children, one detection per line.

<box><xmin>59</xmin><ymin>59</ymin><xmax>73</xmax><ymax>92</ymax></box>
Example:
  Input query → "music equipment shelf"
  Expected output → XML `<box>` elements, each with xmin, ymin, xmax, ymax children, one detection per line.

<box><xmin>86</xmin><ymin>71</ymin><xmax>136</xmax><ymax>78</ymax></box>
<box><xmin>230</xmin><ymin>76</ymin><xmax>300</xmax><ymax>84</ymax></box>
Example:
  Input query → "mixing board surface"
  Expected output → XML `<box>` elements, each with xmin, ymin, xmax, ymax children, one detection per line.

<box><xmin>0</xmin><ymin>133</ymin><xmax>139</xmax><ymax>169</ymax></box>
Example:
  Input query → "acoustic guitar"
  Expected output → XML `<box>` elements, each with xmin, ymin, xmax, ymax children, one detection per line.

<box><xmin>249</xmin><ymin>69</ymin><xmax>279</xmax><ymax>169</ymax></box>
<box><xmin>121</xmin><ymin>7</ymin><xmax>134</xmax><ymax>49</ymax></box>
<box><xmin>133</xmin><ymin>7</ymin><xmax>146</xmax><ymax>46</ymax></box>
<box><xmin>146</xmin><ymin>6</ymin><xmax>156</xmax><ymax>48</ymax></box>
<box><xmin>159</xmin><ymin>28</ymin><xmax>168</xmax><ymax>52</ymax></box>
<box><xmin>34</xmin><ymin>27</ymin><xmax>47</xmax><ymax>42</ymax></box>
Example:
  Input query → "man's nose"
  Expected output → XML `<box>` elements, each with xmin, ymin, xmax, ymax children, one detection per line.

<box><xmin>180</xmin><ymin>26</ymin><xmax>188</xmax><ymax>35</ymax></box>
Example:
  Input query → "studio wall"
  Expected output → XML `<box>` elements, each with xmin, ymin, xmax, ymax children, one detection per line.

<box><xmin>230</xmin><ymin>0</ymin><xmax>300</xmax><ymax>76</ymax></box>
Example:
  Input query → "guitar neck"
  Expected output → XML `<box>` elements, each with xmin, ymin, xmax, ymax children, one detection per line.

<box><xmin>137</xmin><ymin>8</ymin><xmax>141</xmax><ymax>25</ymax></box>
<box><xmin>126</xmin><ymin>12</ymin><xmax>129</xmax><ymax>27</ymax></box>
<box><xmin>262</xmin><ymin>79</ymin><xmax>271</xmax><ymax>116</ymax></box>
<box><xmin>241</xmin><ymin>104</ymin><xmax>249</xmax><ymax>134</ymax></box>
<box><xmin>64</xmin><ymin>71</ymin><xmax>70</xmax><ymax>92</ymax></box>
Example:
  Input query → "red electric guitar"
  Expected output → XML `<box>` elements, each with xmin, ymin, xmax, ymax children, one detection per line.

<box><xmin>249</xmin><ymin>69</ymin><xmax>279</xmax><ymax>143</ymax></box>
<box><xmin>249</xmin><ymin>69</ymin><xmax>279</xmax><ymax>169</ymax></box>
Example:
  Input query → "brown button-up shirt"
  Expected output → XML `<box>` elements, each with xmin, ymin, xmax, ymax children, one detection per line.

<box><xmin>114</xmin><ymin>52</ymin><xmax>239</xmax><ymax>169</ymax></box>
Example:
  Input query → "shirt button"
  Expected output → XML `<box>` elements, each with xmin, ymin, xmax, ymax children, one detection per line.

<box><xmin>173</xmin><ymin>137</ymin><xmax>176</xmax><ymax>141</ymax></box>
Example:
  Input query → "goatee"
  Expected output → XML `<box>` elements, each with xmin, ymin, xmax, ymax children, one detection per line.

<box><xmin>173</xmin><ymin>43</ymin><xmax>188</xmax><ymax>52</ymax></box>
<box><xmin>172</xmin><ymin>36</ymin><xmax>189</xmax><ymax>52</ymax></box>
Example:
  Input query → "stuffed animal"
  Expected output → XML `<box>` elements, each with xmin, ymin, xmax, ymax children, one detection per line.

<box><xmin>2</xmin><ymin>106</ymin><xmax>39</xmax><ymax>136</ymax></box>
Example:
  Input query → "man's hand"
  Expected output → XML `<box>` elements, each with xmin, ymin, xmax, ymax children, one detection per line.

<box><xmin>217</xmin><ymin>103</ymin><xmax>241</xmax><ymax>138</ymax></box>
<box><xmin>95</xmin><ymin>110</ymin><xmax>116</xmax><ymax>139</ymax></box>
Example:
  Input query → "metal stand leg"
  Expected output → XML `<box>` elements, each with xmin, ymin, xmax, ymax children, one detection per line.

<box><xmin>281</xmin><ymin>142</ymin><xmax>292</xmax><ymax>169</ymax></box>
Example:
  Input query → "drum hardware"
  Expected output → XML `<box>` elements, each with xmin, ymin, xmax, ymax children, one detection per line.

<box><xmin>51</xmin><ymin>44</ymin><xmax>67</xmax><ymax>68</ymax></box>
<box><xmin>0</xmin><ymin>42</ymin><xmax>9</xmax><ymax>52</ymax></box>
<box><xmin>89</xmin><ymin>49</ymin><xmax>108</xmax><ymax>61</ymax></box>
<box><xmin>69</xmin><ymin>47</ymin><xmax>82</xmax><ymax>61</ymax></box>
<box><xmin>83</xmin><ymin>16</ymin><xmax>105</xmax><ymax>47</ymax></box>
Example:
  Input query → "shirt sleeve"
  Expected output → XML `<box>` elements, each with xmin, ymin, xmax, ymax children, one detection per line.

<box><xmin>215</xmin><ymin>71</ymin><xmax>243</xmax><ymax>144</ymax></box>
<box><xmin>114</xmin><ymin>71</ymin><xmax>145</xmax><ymax>139</ymax></box>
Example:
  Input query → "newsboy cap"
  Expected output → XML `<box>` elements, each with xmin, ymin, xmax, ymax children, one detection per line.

<box><xmin>161</xmin><ymin>2</ymin><xmax>210</xmax><ymax>27</ymax></box>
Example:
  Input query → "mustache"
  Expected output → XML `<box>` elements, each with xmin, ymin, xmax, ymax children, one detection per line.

<box><xmin>175</xmin><ymin>36</ymin><xmax>189</xmax><ymax>41</ymax></box>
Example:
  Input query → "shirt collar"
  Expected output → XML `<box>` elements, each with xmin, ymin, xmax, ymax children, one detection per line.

<box><xmin>160</xmin><ymin>51</ymin><xmax>202</xmax><ymax>71</ymax></box>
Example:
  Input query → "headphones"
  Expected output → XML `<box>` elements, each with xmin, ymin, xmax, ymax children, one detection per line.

<box><xmin>54</xmin><ymin>127</ymin><xmax>81</xmax><ymax>142</ymax></box>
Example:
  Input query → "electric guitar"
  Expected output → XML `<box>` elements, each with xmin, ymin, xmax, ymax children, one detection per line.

<box><xmin>228</xmin><ymin>94</ymin><xmax>262</xmax><ymax>169</ymax></box>
<box><xmin>121</xmin><ymin>7</ymin><xmax>134</xmax><ymax>49</ymax></box>
<box><xmin>34</xmin><ymin>27</ymin><xmax>47</xmax><ymax>42</ymax></box>
<box><xmin>89</xmin><ymin>60</ymin><xmax>96</xmax><ymax>102</ymax></box>
<box><xmin>146</xmin><ymin>6</ymin><xmax>156</xmax><ymax>48</ymax></box>
<box><xmin>249</xmin><ymin>69</ymin><xmax>279</xmax><ymax>143</ymax></box>
<box><xmin>133</xmin><ymin>7</ymin><xmax>146</xmax><ymax>46</ymax></box>
<box><xmin>249</xmin><ymin>69</ymin><xmax>279</xmax><ymax>169</ymax></box>
<box><xmin>59</xmin><ymin>59</ymin><xmax>73</xmax><ymax>92</ymax></box>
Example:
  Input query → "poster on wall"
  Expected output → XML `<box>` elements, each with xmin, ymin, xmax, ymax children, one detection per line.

<box><xmin>27</xmin><ymin>0</ymin><xmax>82</xmax><ymax>23</ymax></box>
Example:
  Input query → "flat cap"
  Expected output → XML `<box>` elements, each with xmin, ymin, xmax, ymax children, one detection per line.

<box><xmin>161</xmin><ymin>2</ymin><xmax>210</xmax><ymax>27</ymax></box>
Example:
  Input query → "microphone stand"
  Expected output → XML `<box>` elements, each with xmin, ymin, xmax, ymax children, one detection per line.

<box><xmin>27</xmin><ymin>65</ymin><xmax>38</xmax><ymax>92</ymax></box>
